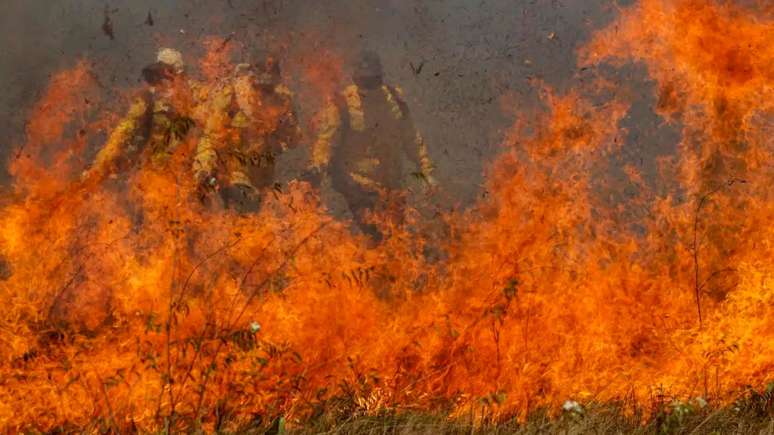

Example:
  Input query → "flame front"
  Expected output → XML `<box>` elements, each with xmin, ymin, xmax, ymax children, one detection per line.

<box><xmin>0</xmin><ymin>0</ymin><xmax>772</xmax><ymax>431</ymax></box>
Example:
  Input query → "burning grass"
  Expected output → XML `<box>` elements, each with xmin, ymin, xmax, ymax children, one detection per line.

<box><xmin>1</xmin><ymin>0</ymin><xmax>773</xmax><ymax>432</ymax></box>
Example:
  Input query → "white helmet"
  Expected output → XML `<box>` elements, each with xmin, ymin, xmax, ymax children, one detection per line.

<box><xmin>157</xmin><ymin>48</ymin><xmax>184</xmax><ymax>73</ymax></box>
<box><xmin>233</xmin><ymin>63</ymin><xmax>253</xmax><ymax>76</ymax></box>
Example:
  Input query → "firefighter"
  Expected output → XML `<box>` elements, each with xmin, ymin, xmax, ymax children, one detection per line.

<box><xmin>83</xmin><ymin>48</ymin><xmax>196</xmax><ymax>184</ymax></box>
<box><xmin>308</xmin><ymin>50</ymin><xmax>436</xmax><ymax>240</ymax></box>
<box><xmin>193</xmin><ymin>52</ymin><xmax>300</xmax><ymax>212</ymax></box>
<box><xmin>238</xmin><ymin>53</ymin><xmax>301</xmax><ymax>195</ymax></box>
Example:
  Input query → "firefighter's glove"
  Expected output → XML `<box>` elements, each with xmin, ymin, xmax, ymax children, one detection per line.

<box><xmin>421</xmin><ymin>173</ymin><xmax>439</xmax><ymax>195</ymax></box>
<box><xmin>196</xmin><ymin>172</ymin><xmax>219</xmax><ymax>198</ymax></box>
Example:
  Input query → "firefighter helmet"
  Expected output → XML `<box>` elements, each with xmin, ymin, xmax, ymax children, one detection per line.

<box><xmin>353</xmin><ymin>50</ymin><xmax>383</xmax><ymax>81</ymax></box>
<box><xmin>157</xmin><ymin>48</ymin><xmax>185</xmax><ymax>73</ymax></box>
<box><xmin>253</xmin><ymin>52</ymin><xmax>281</xmax><ymax>86</ymax></box>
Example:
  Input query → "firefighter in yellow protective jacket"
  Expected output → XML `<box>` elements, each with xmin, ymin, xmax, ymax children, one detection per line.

<box><xmin>82</xmin><ymin>48</ymin><xmax>197</xmax><ymax>184</ymax></box>
<box><xmin>193</xmin><ymin>53</ymin><xmax>300</xmax><ymax>211</ymax></box>
<box><xmin>309</xmin><ymin>50</ymin><xmax>436</xmax><ymax>240</ymax></box>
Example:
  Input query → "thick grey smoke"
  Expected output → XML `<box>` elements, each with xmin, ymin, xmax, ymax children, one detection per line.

<box><xmin>0</xmin><ymin>0</ymin><xmax>626</xmax><ymax>205</ymax></box>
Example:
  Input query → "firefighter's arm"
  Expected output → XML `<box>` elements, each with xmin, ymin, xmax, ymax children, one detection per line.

<box><xmin>83</xmin><ymin>96</ymin><xmax>148</xmax><ymax>182</ymax></box>
<box><xmin>391</xmin><ymin>86</ymin><xmax>437</xmax><ymax>187</ymax></box>
<box><xmin>274</xmin><ymin>87</ymin><xmax>302</xmax><ymax>151</ymax></box>
<box><xmin>413</xmin><ymin>130</ymin><xmax>438</xmax><ymax>187</ymax></box>
<box><xmin>192</xmin><ymin>136</ymin><xmax>218</xmax><ymax>183</ymax></box>
<box><xmin>192</xmin><ymin>86</ymin><xmax>231</xmax><ymax>186</ymax></box>
<box><xmin>278</xmin><ymin>105</ymin><xmax>302</xmax><ymax>152</ymax></box>
<box><xmin>309</xmin><ymin>99</ymin><xmax>341</xmax><ymax>171</ymax></box>
<box><xmin>193</xmin><ymin>108</ymin><xmax>218</xmax><ymax>183</ymax></box>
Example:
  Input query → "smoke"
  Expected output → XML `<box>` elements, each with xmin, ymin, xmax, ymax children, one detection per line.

<box><xmin>0</xmin><ymin>0</ymin><xmax>621</xmax><ymax>205</ymax></box>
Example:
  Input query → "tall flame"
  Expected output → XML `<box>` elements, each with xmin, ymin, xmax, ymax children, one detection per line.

<box><xmin>0</xmin><ymin>0</ymin><xmax>772</xmax><ymax>431</ymax></box>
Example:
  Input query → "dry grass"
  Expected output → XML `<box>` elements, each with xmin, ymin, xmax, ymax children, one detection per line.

<box><xmin>33</xmin><ymin>401</ymin><xmax>774</xmax><ymax>434</ymax></box>
<box><xmin>221</xmin><ymin>394</ymin><xmax>774</xmax><ymax>435</ymax></box>
<box><xmin>35</xmin><ymin>385</ymin><xmax>774</xmax><ymax>433</ymax></box>
<box><xmin>282</xmin><ymin>408</ymin><xmax>774</xmax><ymax>435</ymax></box>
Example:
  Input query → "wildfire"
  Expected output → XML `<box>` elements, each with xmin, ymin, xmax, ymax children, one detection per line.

<box><xmin>0</xmin><ymin>0</ymin><xmax>772</xmax><ymax>432</ymax></box>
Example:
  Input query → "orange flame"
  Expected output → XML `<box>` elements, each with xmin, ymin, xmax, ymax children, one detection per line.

<box><xmin>1</xmin><ymin>1</ymin><xmax>773</xmax><ymax>431</ymax></box>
